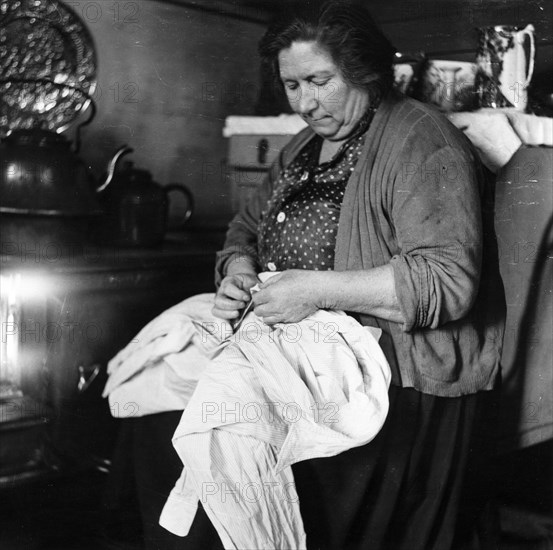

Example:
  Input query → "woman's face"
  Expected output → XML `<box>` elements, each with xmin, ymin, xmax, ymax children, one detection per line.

<box><xmin>278</xmin><ymin>41</ymin><xmax>370</xmax><ymax>141</ymax></box>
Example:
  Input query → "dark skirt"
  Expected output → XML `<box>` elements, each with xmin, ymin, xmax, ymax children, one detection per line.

<box><xmin>292</xmin><ymin>385</ymin><xmax>500</xmax><ymax>550</ymax></box>
<box><xmin>118</xmin><ymin>385</ymin><xmax>499</xmax><ymax>550</ymax></box>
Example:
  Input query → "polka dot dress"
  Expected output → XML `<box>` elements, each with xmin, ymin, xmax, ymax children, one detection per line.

<box><xmin>257</xmin><ymin>110</ymin><xmax>374</xmax><ymax>272</ymax></box>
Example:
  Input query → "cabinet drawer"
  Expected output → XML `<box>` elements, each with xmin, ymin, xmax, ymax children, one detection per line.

<box><xmin>227</xmin><ymin>134</ymin><xmax>293</xmax><ymax>169</ymax></box>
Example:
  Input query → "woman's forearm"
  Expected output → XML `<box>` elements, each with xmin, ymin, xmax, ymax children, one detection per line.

<box><xmin>315</xmin><ymin>265</ymin><xmax>404</xmax><ymax>324</ymax></box>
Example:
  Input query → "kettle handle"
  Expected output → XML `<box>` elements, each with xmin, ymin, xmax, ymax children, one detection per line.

<box><xmin>164</xmin><ymin>183</ymin><xmax>194</xmax><ymax>229</ymax></box>
<box><xmin>520</xmin><ymin>24</ymin><xmax>535</xmax><ymax>89</ymax></box>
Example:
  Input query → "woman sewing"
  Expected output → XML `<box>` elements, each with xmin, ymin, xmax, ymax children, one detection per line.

<box><xmin>212</xmin><ymin>2</ymin><xmax>506</xmax><ymax>548</ymax></box>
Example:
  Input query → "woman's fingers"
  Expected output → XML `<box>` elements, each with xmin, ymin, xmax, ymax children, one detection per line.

<box><xmin>211</xmin><ymin>305</ymin><xmax>240</xmax><ymax>320</ymax></box>
<box><xmin>214</xmin><ymin>295</ymin><xmax>247</xmax><ymax>311</ymax></box>
<box><xmin>260</xmin><ymin>316</ymin><xmax>279</xmax><ymax>326</ymax></box>
<box><xmin>212</xmin><ymin>273</ymin><xmax>263</xmax><ymax>321</ymax></box>
<box><xmin>251</xmin><ymin>287</ymin><xmax>271</xmax><ymax>306</ymax></box>
<box><xmin>252</xmin><ymin>302</ymin><xmax>276</xmax><ymax>320</ymax></box>
<box><xmin>212</xmin><ymin>295</ymin><xmax>243</xmax><ymax>320</ymax></box>
<box><xmin>221</xmin><ymin>275</ymin><xmax>254</xmax><ymax>302</ymax></box>
<box><xmin>212</xmin><ymin>274</ymin><xmax>256</xmax><ymax>320</ymax></box>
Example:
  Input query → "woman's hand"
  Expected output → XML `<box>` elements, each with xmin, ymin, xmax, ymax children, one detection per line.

<box><xmin>213</xmin><ymin>254</ymin><xmax>259</xmax><ymax>321</ymax></box>
<box><xmin>212</xmin><ymin>272</ymin><xmax>259</xmax><ymax>321</ymax></box>
<box><xmin>252</xmin><ymin>270</ymin><xmax>322</xmax><ymax>324</ymax></box>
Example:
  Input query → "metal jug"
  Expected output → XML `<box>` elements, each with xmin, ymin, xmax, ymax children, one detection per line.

<box><xmin>475</xmin><ymin>24</ymin><xmax>535</xmax><ymax>111</ymax></box>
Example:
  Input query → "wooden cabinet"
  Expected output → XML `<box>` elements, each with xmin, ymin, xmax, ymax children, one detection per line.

<box><xmin>227</xmin><ymin>134</ymin><xmax>293</xmax><ymax>212</ymax></box>
<box><xmin>0</xmin><ymin>232</ymin><xmax>223</xmax><ymax>485</ymax></box>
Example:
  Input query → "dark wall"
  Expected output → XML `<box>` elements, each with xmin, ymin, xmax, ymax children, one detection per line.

<box><xmin>372</xmin><ymin>0</ymin><xmax>551</xmax><ymax>70</ymax></box>
<box><xmin>61</xmin><ymin>0</ymin><xmax>265</xmax><ymax>229</ymax></box>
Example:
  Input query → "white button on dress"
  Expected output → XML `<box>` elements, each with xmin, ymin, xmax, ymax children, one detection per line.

<box><xmin>256</xmin><ymin>112</ymin><xmax>371</xmax><ymax>273</ymax></box>
<box><xmin>267</xmin><ymin>262</ymin><xmax>277</xmax><ymax>271</ymax></box>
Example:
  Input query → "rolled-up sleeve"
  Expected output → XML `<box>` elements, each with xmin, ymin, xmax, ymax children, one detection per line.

<box><xmin>389</xmin><ymin>145</ymin><xmax>483</xmax><ymax>332</ymax></box>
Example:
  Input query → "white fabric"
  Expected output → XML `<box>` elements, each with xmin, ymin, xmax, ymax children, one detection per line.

<box><xmin>104</xmin><ymin>294</ymin><xmax>391</xmax><ymax>549</ymax></box>
<box><xmin>223</xmin><ymin>114</ymin><xmax>307</xmax><ymax>137</ymax></box>
<box><xmin>102</xmin><ymin>293</ymin><xmax>228</xmax><ymax>416</ymax></box>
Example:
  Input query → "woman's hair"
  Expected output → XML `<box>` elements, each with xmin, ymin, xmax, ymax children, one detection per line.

<box><xmin>258</xmin><ymin>1</ymin><xmax>397</xmax><ymax>104</ymax></box>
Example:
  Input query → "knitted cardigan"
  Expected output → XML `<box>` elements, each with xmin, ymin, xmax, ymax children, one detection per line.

<box><xmin>216</xmin><ymin>93</ymin><xmax>506</xmax><ymax>397</ymax></box>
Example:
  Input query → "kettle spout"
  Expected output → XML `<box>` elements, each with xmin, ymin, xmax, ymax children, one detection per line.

<box><xmin>97</xmin><ymin>145</ymin><xmax>134</xmax><ymax>192</ymax></box>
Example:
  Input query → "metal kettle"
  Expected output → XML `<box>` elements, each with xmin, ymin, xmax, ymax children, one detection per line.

<box><xmin>97</xmin><ymin>147</ymin><xmax>194</xmax><ymax>248</ymax></box>
<box><xmin>0</xmin><ymin>129</ymin><xmax>101</xmax><ymax>216</ymax></box>
<box><xmin>0</xmin><ymin>129</ymin><xmax>103</xmax><ymax>253</ymax></box>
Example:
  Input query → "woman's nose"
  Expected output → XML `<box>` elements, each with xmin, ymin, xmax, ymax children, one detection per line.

<box><xmin>296</xmin><ymin>83</ymin><xmax>318</xmax><ymax>115</ymax></box>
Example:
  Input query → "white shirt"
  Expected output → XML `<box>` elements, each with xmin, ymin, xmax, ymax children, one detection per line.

<box><xmin>104</xmin><ymin>294</ymin><xmax>391</xmax><ymax>549</ymax></box>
